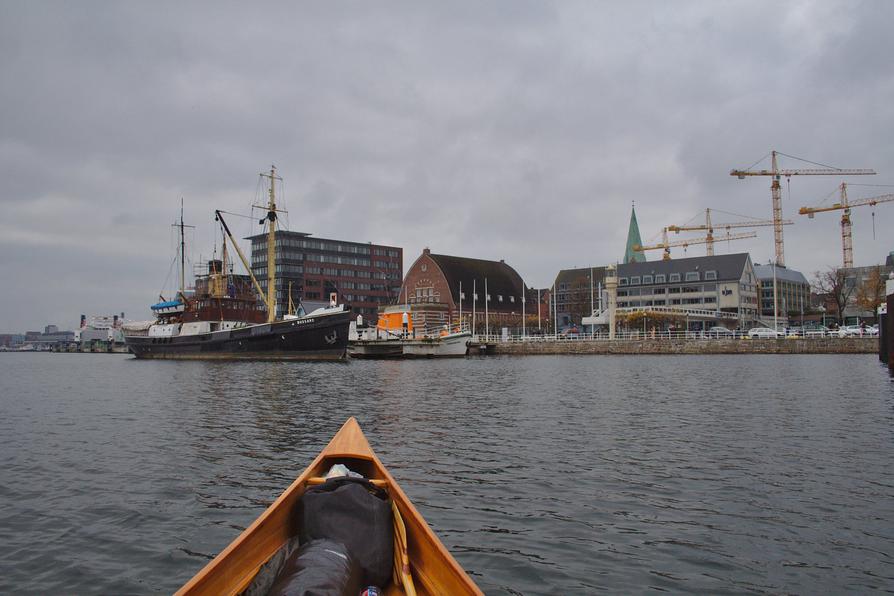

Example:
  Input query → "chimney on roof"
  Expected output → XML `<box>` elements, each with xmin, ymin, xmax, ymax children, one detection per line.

<box><xmin>423</xmin><ymin>247</ymin><xmax>430</xmax><ymax>255</ymax></box>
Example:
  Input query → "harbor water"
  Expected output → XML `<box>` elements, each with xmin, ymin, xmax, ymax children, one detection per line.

<box><xmin>1</xmin><ymin>353</ymin><xmax>892</xmax><ymax>594</ymax></box>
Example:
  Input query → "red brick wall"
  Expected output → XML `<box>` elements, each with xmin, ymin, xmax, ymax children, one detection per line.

<box><xmin>401</xmin><ymin>251</ymin><xmax>456</xmax><ymax>310</ymax></box>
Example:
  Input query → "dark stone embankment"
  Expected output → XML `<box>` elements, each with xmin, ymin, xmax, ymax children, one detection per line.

<box><xmin>486</xmin><ymin>337</ymin><xmax>877</xmax><ymax>355</ymax></box>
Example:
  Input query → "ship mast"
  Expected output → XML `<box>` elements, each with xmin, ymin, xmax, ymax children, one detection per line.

<box><xmin>259</xmin><ymin>166</ymin><xmax>282</xmax><ymax>323</ymax></box>
<box><xmin>172</xmin><ymin>198</ymin><xmax>194</xmax><ymax>297</ymax></box>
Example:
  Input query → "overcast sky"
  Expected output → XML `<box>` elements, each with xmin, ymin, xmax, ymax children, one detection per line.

<box><xmin>2</xmin><ymin>1</ymin><xmax>892</xmax><ymax>331</ymax></box>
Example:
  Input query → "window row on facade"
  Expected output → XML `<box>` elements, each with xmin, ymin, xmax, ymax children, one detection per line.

<box><xmin>251</xmin><ymin>251</ymin><xmax>374</xmax><ymax>267</ymax></box>
<box><xmin>618</xmin><ymin>297</ymin><xmax>718</xmax><ymax>307</ymax></box>
<box><xmin>255</xmin><ymin>238</ymin><xmax>376</xmax><ymax>255</ymax></box>
<box><xmin>618</xmin><ymin>284</ymin><xmax>719</xmax><ymax>296</ymax></box>
<box><xmin>255</xmin><ymin>265</ymin><xmax>398</xmax><ymax>280</ymax></box>
<box><xmin>619</xmin><ymin>270</ymin><xmax>718</xmax><ymax>286</ymax></box>
<box><xmin>254</xmin><ymin>240</ymin><xmax>399</xmax><ymax>260</ymax></box>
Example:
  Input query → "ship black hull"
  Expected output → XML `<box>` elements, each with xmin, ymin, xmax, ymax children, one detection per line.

<box><xmin>125</xmin><ymin>311</ymin><xmax>351</xmax><ymax>360</ymax></box>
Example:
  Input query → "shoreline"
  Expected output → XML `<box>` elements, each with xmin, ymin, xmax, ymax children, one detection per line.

<box><xmin>479</xmin><ymin>337</ymin><xmax>877</xmax><ymax>356</ymax></box>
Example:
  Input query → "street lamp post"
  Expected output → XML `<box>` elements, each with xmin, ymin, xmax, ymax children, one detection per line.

<box><xmin>522</xmin><ymin>290</ymin><xmax>526</xmax><ymax>339</ymax></box>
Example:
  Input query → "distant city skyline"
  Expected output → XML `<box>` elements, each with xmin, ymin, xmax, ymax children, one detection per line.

<box><xmin>2</xmin><ymin>2</ymin><xmax>892</xmax><ymax>332</ymax></box>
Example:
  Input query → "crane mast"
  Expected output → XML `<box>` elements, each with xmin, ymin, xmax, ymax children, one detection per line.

<box><xmin>799</xmin><ymin>182</ymin><xmax>894</xmax><ymax>268</ymax></box>
<box><xmin>730</xmin><ymin>150</ymin><xmax>875</xmax><ymax>267</ymax></box>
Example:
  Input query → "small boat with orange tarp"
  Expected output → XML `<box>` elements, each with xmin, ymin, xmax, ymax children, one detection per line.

<box><xmin>176</xmin><ymin>417</ymin><xmax>482</xmax><ymax>596</ymax></box>
<box><xmin>349</xmin><ymin>307</ymin><xmax>471</xmax><ymax>359</ymax></box>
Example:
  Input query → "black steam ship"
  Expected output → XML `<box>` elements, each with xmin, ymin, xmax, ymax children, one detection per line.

<box><xmin>125</xmin><ymin>167</ymin><xmax>351</xmax><ymax>360</ymax></box>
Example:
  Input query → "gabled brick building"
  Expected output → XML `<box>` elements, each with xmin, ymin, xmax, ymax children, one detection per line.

<box><xmin>400</xmin><ymin>249</ymin><xmax>531</xmax><ymax>332</ymax></box>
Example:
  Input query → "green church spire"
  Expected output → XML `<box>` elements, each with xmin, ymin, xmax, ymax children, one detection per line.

<box><xmin>623</xmin><ymin>204</ymin><xmax>646</xmax><ymax>263</ymax></box>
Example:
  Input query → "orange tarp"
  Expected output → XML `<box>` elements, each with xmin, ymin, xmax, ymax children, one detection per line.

<box><xmin>377</xmin><ymin>311</ymin><xmax>413</xmax><ymax>332</ymax></box>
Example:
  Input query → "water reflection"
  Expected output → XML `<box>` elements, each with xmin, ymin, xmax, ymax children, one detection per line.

<box><xmin>0</xmin><ymin>354</ymin><xmax>892</xmax><ymax>594</ymax></box>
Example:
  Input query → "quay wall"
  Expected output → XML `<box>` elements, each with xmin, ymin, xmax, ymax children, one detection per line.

<box><xmin>488</xmin><ymin>338</ymin><xmax>877</xmax><ymax>356</ymax></box>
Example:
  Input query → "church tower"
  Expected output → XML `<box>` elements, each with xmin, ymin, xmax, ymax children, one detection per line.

<box><xmin>623</xmin><ymin>204</ymin><xmax>646</xmax><ymax>263</ymax></box>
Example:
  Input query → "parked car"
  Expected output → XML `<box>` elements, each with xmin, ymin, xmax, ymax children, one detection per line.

<box><xmin>803</xmin><ymin>325</ymin><xmax>830</xmax><ymax>338</ymax></box>
<box><xmin>748</xmin><ymin>327</ymin><xmax>784</xmax><ymax>339</ymax></box>
<box><xmin>868</xmin><ymin>324</ymin><xmax>880</xmax><ymax>336</ymax></box>
<box><xmin>706</xmin><ymin>326</ymin><xmax>735</xmax><ymax>338</ymax></box>
<box><xmin>838</xmin><ymin>325</ymin><xmax>864</xmax><ymax>337</ymax></box>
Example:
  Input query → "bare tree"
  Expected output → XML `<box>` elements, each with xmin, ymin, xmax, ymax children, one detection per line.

<box><xmin>812</xmin><ymin>267</ymin><xmax>857</xmax><ymax>324</ymax></box>
<box><xmin>855</xmin><ymin>265</ymin><xmax>887</xmax><ymax>317</ymax></box>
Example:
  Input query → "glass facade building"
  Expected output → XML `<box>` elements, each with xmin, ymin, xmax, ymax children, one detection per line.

<box><xmin>753</xmin><ymin>264</ymin><xmax>810</xmax><ymax>318</ymax></box>
<box><xmin>248</xmin><ymin>231</ymin><xmax>402</xmax><ymax>320</ymax></box>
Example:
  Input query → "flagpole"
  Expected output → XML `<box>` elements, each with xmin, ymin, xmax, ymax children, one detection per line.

<box><xmin>522</xmin><ymin>286</ymin><xmax>526</xmax><ymax>339</ymax></box>
<box><xmin>552</xmin><ymin>283</ymin><xmax>556</xmax><ymax>335</ymax></box>
<box><xmin>537</xmin><ymin>288</ymin><xmax>541</xmax><ymax>331</ymax></box>
<box><xmin>472</xmin><ymin>279</ymin><xmax>476</xmax><ymax>336</ymax></box>
<box><xmin>590</xmin><ymin>267</ymin><xmax>594</xmax><ymax>311</ymax></box>
<box><xmin>485</xmin><ymin>277</ymin><xmax>489</xmax><ymax>337</ymax></box>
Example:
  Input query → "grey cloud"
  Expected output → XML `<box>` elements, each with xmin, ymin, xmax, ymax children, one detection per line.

<box><xmin>1</xmin><ymin>1</ymin><xmax>891</xmax><ymax>331</ymax></box>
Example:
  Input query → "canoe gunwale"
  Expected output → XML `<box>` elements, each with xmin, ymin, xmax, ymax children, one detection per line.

<box><xmin>175</xmin><ymin>418</ymin><xmax>482</xmax><ymax>596</ymax></box>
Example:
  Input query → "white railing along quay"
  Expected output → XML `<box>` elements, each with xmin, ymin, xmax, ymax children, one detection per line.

<box><xmin>471</xmin><ymin>330</ymin><xmax>877</xmax><ymax>343</ymax></box>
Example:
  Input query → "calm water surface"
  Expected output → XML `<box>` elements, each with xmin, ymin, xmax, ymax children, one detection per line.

<box><xmin>1</xmin><ymin>353</ymin><xmax>892</xmax><ymax>594</ymax></box>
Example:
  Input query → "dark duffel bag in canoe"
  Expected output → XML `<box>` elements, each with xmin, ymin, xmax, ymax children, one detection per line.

<box><xmin>297</xmin><ymin>477</ymin><xmax>394</xmax><ymax>587</ymax></box>
<box><xmin>267</xmin><ymin>539</ymin><xmax>362</xmax><ymax>596</ymax></box>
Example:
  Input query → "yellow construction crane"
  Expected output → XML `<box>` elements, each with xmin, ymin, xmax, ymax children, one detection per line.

<box><xmin>798</xmin><ymin>182</ymin><xmax>894</xmax><ymax>268</ymax></box>
<box><xmin>633</xmin><ymin>228</ymin><xmax>757</xmax><ymax>261</ymax></box>
<box><xmin>667</xmin><ymin>208</ymin><xmax>793</xmax><ymax>256</ymax></box>
<box><xmin>730</xmin><ymin>150</ymin><xmax>875</xmax><ymax>267</ymax></box>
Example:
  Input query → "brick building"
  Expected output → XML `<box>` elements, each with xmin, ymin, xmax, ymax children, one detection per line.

<box><xmin>400</xmin><ymin>249</ymin><xmax>531</xmax><ymax>333</ymax></box>
<box><xmin>552</xmin><ymin>267</ymin><xmax>607</xmax><ymax>329</ymax></box>
<box><xmin>248</xmin><ymin>230</ymin><xmax>402</xmax><ymax>321</ymax></box>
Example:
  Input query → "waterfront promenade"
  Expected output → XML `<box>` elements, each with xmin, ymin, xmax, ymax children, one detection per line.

<box><xmin>471</xmin><ymin>333</ymin><xmax>878</xmax><ymax>355</ymax></box>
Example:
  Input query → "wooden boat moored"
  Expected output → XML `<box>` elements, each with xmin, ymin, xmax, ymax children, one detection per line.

<box><xmin>175</xmin><ymin>417</ymin><xmax>482</xmax><ymax>595</ymax></box>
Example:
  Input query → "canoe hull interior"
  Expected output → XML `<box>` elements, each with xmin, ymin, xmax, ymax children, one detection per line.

<box><xmin>175</xmin><ymin>418</ymin><xmax>482</xmax><ymax>596</ymax></box>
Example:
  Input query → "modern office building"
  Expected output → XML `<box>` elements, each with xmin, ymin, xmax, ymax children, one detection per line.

<box><xmin>616</xmin><ymin>253</ymin><xmax>760</xmax><ymax>328</ymax></box>
<box><xmin>753</xmin><ymin>263</ymin><xmax>811</xmax><ymax>318</ymax></box>
<box><xmin>248</xmin><ymin>231</ymin><xmax>402</xmax><ymax>320</ymax></box>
